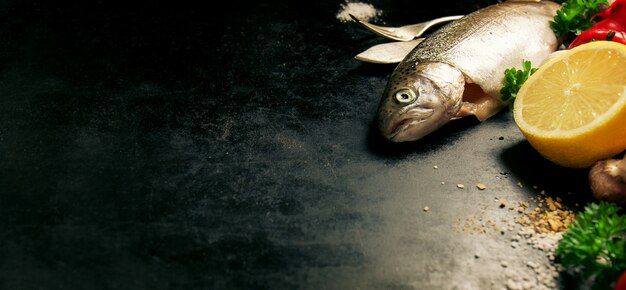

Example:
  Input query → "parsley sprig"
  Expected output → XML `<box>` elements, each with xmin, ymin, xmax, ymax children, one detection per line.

<box><xmin>500</xmin><ymin>60</ymin><xmax>537</xmax><ymax>111</ymax></box>
<box><xmin>550</xmin><ymin>0</ymin><xmax>609</xmax><ymax>39</ymax></box>
<box><xmin>556</xmin><ymin>202</ymin><xmax>626</xmax><ymax>290</ymax></box>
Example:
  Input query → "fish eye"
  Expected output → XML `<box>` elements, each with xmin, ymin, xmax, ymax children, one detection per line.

<box><xmin>394</xmin><ymin>89</ymin><xmax>417</xmax><ymax>104</ymax></box>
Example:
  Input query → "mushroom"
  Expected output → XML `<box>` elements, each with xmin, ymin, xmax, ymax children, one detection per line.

<box><xmin>589</xmin><ymin>154</ymin><xmax>626</xmax><ymax>206</ymax></box>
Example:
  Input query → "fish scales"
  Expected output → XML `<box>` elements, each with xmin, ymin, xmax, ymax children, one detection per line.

<box><xmin>407</xmin><ymin>1</ymin><xmax>559</xmax><ymax>99</ymax></box>
<box><xmin>378</xmin><ymin>0</ymin><xmax>559</xmax><ymax>142</ymax></box>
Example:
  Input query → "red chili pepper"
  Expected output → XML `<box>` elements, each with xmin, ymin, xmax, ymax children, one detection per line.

<box><xmin>569</xmin><ymin>29</ymin><xmax>626</xmax><ymax>47</ymax></box>
<box><xmin>569</xmin><ymin>0</ymin><xmax>626</xmax><ymax>48</ymax></box>
<box><xmin>615</xmin><ymin>270</ymin><xmax>626</xmax><ymax>290</ymax></box>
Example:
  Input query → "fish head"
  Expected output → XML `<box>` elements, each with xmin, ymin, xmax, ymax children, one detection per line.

<box><xmin>378</xmin><ymin>62</ymin><xmax>465</xmax><ymax>142</ymax></box>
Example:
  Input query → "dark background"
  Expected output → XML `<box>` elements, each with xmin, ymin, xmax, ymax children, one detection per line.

<box><xmin>0</xmin><ymin>1</ymin><xmax>590</xmax><ymax>289</ymax></box>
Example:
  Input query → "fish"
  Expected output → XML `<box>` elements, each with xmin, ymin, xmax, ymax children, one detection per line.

<box><xmin>377</xmin><ymin>0</ymin><xmax>560</xmax><ymax>142</ymax></box>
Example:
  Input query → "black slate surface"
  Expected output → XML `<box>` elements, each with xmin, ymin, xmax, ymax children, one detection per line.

<box><xmin>0</xmin><ymin>1</ymin><xmax>594</xmax><ymax>289</ymax></box>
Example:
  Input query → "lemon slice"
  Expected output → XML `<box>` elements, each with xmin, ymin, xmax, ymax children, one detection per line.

<box><xmin>513</xmin><ymin>41</ymin><xmax>626</xmax><ymax>168</ymax></box>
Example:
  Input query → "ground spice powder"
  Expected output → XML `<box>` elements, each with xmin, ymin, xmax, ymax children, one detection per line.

<box><xmin>516</xmin><ymin>196</ymin><xmax>576</xmax><ymax>234</ymax></box>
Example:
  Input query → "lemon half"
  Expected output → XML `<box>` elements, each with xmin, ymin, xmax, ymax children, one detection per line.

<box><xmin>513</xmin><ymin>41</ymin><xmax>626</xmax><ymax>168</ymax></box>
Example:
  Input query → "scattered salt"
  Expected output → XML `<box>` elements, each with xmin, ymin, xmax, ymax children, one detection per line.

<box><xmin>336</xmin><ymin>1</ymin><xmax>382</xmax><ymax>23</ymax></box>
<box><xmin>500</xmin><ymin>191</ymin><xmax>574</xmax><ymax>289</ymax></box>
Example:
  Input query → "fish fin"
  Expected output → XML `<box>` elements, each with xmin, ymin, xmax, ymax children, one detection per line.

<box><xmin>455</xmin><ymin>102</ymin><xmax>478</xmax><ymax>119</ymax></box>
<box><xmin>455</xmin><ymin>83</ymin><xmax>506</xmax><ymax>121</ymax></box>
<box><xmin>355</xmin><ymin>38</ymin><xmax>424</xmax><ymax>64</ymax></box>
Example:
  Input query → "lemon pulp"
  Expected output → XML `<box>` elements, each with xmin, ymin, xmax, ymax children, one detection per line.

<box><xmin>514</xmin><ymin>41</ymin><xmax>626</xmax><ymax>168</ymax></box>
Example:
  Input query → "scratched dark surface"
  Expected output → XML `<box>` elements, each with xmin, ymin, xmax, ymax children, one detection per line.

<box><xmin>0</xmin><ymin>0</ymin><xmax>593</xmax><ymax>289</ymax></box>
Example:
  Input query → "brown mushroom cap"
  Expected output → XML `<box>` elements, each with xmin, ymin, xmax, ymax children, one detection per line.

<box><xmin>589</xmin><ymin>159</ymin><xmax>626</xmax><ymax>206</ymax></box>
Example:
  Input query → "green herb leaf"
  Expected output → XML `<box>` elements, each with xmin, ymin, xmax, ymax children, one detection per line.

<box><xmin>500</xmin><ymin>60</ymin><xmax>537</xmax><ymax>111</ymax></box>
<box><xmin>556</xmin><ymin>202</ymin><xmax>626</xmax><ymax>290</ymax></box>
<box><xmin>550</xmin><ymin>0</ymin><xmax>609</xmax><ymax>39</ymax></box>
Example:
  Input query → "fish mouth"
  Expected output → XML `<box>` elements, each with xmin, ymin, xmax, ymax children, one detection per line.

<box><xmin>386</xmin><ymin>108</ymin><xmax>435</xmax><ymax>141</ymax></box>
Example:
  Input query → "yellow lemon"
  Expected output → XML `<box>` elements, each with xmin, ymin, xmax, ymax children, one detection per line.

<box><xmin>513</xmin><ymin>41</ymin><xmax>626</xmax><ymax>168</ymax></box>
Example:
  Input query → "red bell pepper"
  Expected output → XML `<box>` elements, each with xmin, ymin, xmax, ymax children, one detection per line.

<box><xmin>569</xmin><ymin>0</ymin><xmax>626</xmax><ymax>48</ymax></box>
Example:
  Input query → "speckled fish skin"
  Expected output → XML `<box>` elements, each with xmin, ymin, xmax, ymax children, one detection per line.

<box><xmin>378</xmin><ymin>0</ymin><xmax>560</xmax><ymax>142</ymax></box>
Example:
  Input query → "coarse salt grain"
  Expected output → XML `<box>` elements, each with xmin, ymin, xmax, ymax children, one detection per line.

<box><xmin>501</xmin><ymin>192</ymin><xmax>575</xmax><ymax>289</ymax></box>
<box><xmin>336</xmin><ymin>1</ymin><xmax>382</xmax><ymax>23</ymax></box>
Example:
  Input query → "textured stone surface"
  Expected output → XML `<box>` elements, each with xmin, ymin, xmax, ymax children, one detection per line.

<box><xmin>0</xmin><ymin>0</ymin><xmax>592</xmax><ymax>289</ymax></box>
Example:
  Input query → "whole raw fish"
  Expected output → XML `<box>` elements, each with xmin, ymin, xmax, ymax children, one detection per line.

<box><xmin>378</xmin><ymin>0</ymin><xmax>560</xmax><ymax>142</ymax></box>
